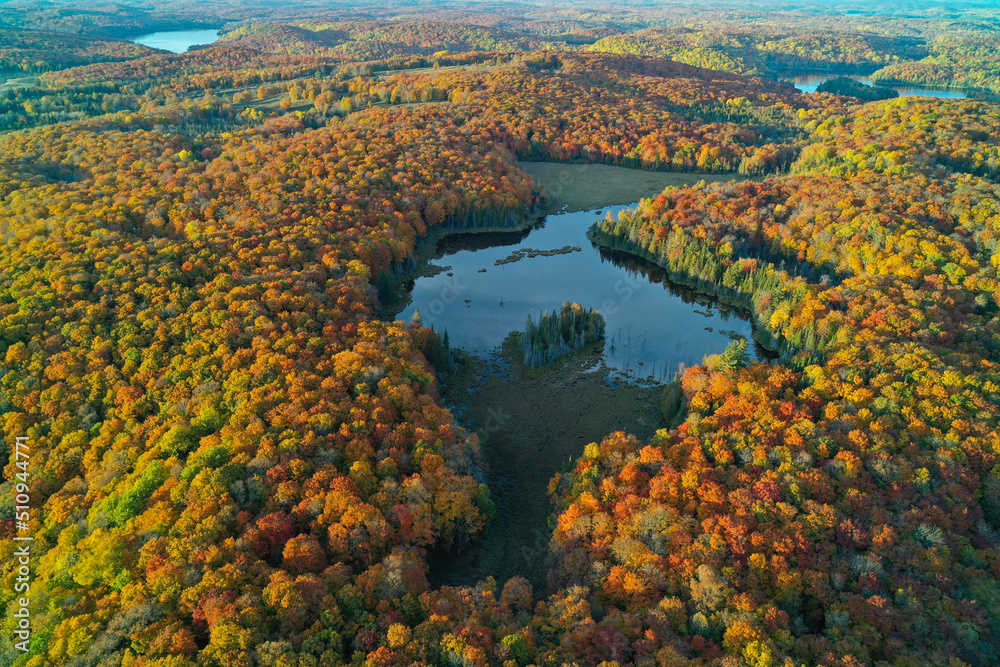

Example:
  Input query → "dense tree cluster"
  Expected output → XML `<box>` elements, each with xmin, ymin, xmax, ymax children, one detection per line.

<box><xmin>814</xmin><ymin>78</ymin><xmax>898</xmax><ymax>102</ymax></box>
<box><xmin>585</xmin><ymin>19</ymin><xmax>1000</xmax><ymax>100</ymax></box>
<box><xmin>521</xmin><ymin>302</ymin><xmax>606</xmax><ymax>367</ymax></box>
<box><xmin>589</xmin><ymin>27</ymin><xmax>922</xmax><ymax>77</ymax></box>
<box><xmin>388</xmin><ymin>52</ymin><xmax>806</xmax><ymax>174</ymax></box>
<box><xmin>795</xmin><ymin>97</ymin><xmax>1000</xmax><ymax>178</ymax></box>
<box><xmin>583</xmin><ymin>85</ymin><xmax>1000</xmax><ymax>666</ymax></box>
<box><xmin>201</xmin><ymin>20</ymin><xmax>565</xmax><ymax>61</ymax></box>
<box><xmin>870</xmin><ymin>33</ymin><xmax>1000</xmax><ymax>95</ymax></box>
<box><xmin>3</xmin><ymin>5</ymin><xmax>1000</xmax><ymax>666</ymax></box>
<box><xmin>0</xmin><ymin>3</ymin><xmax>221</xmax><ymax>40</ymax></box>
<box><xmin>0</xmin><ymin>93</ymin><xmax>542</xmax><ymax>664</ymax></box>
<box><xmin>0</xmin><ymin>28</ymin><xmax>157</xmax><ymax>76</ymax></box>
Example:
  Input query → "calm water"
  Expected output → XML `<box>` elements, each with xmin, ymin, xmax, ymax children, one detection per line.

<box><xmin>131</xmin><ymin>29</ymin><xmax>220</xmax><ymax>54</ymax></box>
<box><xmin>788</xmin><ymin>74</ymin><xmax>967</xmax><ymax>99</ymax></box>
<box><xmin>397</xmin><ymin>204</ymin><xmax>758</xmax><ymax>381</ymax></box>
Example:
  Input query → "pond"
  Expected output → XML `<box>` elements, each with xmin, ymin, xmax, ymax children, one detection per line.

<box><xmin>131</xmin><ymin>29</ymin><xmax>220</xmax><ymax>54</ymax></box>
<box><xmin>787</xmin><ymin>73</ymin><xmax>967</xmax><ymax>99</ymax></box>
<box><xmin>397</xmin><ymin>202</ymin><xmax>757</xmax><ymax>383</ymax></box>
<box><xmin>400</xmin><ymin>164</ymin><xmax>763</xmax><ymax>589</ymax></box>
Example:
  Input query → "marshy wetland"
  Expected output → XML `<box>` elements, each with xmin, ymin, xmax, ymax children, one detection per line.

<box><xmin>395</xmin><ymin>162</ymin><xmax>766</xmax><ymax>587</ymax></box>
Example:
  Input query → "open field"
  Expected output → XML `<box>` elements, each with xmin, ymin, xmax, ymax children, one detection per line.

<box><xmin>519</xmin><ymin>160</ymin><xmax>744</xmax><ymax>212</ymax></box>
<box><xmin>0</xmin><ymin>75</ymin><xmax>37</xmax><ymax>92</ymax></box>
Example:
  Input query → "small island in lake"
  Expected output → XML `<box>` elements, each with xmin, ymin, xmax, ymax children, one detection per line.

<box><xmin>521</xmin><ymin>301</ymin><xmax>606</xmax><ymax>366</ymax></box>
<box><xmin>816</xmin><ymin>76</ymin><xmax>899</xmax><ymax>100</ymax></box>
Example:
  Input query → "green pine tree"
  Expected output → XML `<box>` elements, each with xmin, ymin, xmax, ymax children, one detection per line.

<box><xmin>715</xmin><ymin>338</ymin><xmax>750</xmax><ymax>372</ymax></box>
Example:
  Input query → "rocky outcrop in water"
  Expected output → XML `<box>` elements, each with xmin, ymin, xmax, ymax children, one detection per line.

<box><xmin>495</xmin><ymin>245</ymin><xmax>581</xmax><ymax>266</ymax></box>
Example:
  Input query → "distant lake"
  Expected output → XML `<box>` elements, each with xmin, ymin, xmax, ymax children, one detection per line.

<box><xmin>788</xmin><ymin>74</ymin><xmax>967</xmax><ymax>99</ymax></box>
<box><xmin>131</xmin><ymin>29</ymin><xmax>220</xmax><ymax>54</ymax></box>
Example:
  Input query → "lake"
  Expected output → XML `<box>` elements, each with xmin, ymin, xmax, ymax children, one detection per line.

<box><xmin>397</xmin><ymin>202</ymin><xmax>758</xmax><ymax>383</ymax></box>
<box><xmin>406</xmin><ymin>166</ymin><xmax>762</xmax><ymax>588</ymax></box>
<box><xmin>788</xmin><ymin>73</ymin><xmax>967</xmax><ymax>99</ymax></box>
<box><xmin>131</xmin><ymin>29</ymin><xmax>220</xmax><ymax>54</ymax></box>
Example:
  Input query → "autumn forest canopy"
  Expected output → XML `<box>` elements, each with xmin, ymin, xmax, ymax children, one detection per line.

<box><xmin>3</xmin><ymin>0</ymin><xmax>1000</xmax><ymax>666</ymax></box>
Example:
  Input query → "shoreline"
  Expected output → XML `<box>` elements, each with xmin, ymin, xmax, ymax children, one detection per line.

<box><xmin>383</xmin><ymin>161</ymin><xmax>757</xmax><ymax>317</ymax></box>
<box><xmin>381</xmin><ymin>209</ymin><xmax>544</xmax><ymax>318</ymax></box>
<box><xmin>518</xmin><ymin>160</ymin><xmax>749</xmax><ymax>214</ymax></box>
<box><xmin>587</xmin><ymin>227</ymin><xmax>786</xmax><ymax>360</ymax></box>
<box><xmin>375</xmin><ymin>165</ymin><xmax>781</xmax><ymax>590</ymax></box>
<box><xmin>780</xmin><ymin>69</ymin><xmax>978</xmax><ymax>96</ymax></box>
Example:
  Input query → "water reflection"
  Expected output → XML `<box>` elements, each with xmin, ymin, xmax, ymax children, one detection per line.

<box><xmin>595</xmin><ymin>245</ymin><xmax>777</xmax><ymax>365</ymax></box>
<box><xmin>397</xmin><ymin>203</ymin><xmax>760</xmax><ymax>381</ymax></box>
<box><xmin>131</xmin><ymin>29</ymin><xmax>220</xmax><ymax>54</ymax></box>
<box><xmin>786</xmin><ymin>73</ymin><xmax>967</xmax><ymax>98</ymax></box>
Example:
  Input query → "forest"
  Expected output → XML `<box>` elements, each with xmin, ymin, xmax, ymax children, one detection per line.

<box><xmin>2</xmin><ymin>1</ymin><xmax>1000</xmax><ymax>666</ymax></box>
